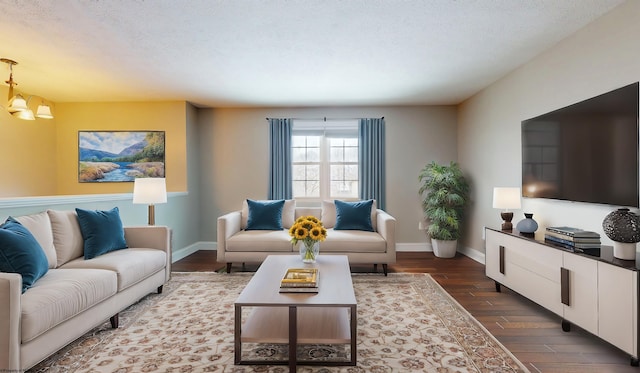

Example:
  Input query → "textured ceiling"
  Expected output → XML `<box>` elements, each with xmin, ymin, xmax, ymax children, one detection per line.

<box><xmin>0</xmin><ymin>0</ymin><xmax>627</xmax><ymax>107</ymax></box>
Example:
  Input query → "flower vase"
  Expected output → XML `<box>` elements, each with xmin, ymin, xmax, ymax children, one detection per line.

<box><xmin>299</xmin><ymin>241</ymin><xmax>320</xmax><ymax>263</ymax></box>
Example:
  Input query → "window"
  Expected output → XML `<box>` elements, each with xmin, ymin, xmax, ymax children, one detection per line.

<box><xmin>292</xmin><ymin>120</ymin><xmax>359</xmax><ymax>201</ymax></box>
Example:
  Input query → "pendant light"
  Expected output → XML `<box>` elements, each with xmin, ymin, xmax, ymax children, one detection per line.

<box><xmin>2</xmin><ymin>57</ymin><xmax>54</xmax><ymax>120</ymax></box>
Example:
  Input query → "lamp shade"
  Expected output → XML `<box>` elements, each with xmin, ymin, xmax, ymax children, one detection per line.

<box><xmin>7</xmin><ymin>94</ymin><xmax>28</xmax><ymax>113</ymax></box>
<box><xmin>36</xmin><ymin>104</ymin><xmax>54</xmax><ymax>119</ymax></box>
<box><xmin>492</xmin><ymin>187</ymin><xmax>521</xmax><ymax>210</ymax></box>
<box><xmin>133</xmin><ymin>178</ymin><xmax>167</xmax><ymax>205</ymax></box>
<box><xmin>14</xmin><ymin>109</ymin><xmax>35</xmax><ymax>120</ymax></box>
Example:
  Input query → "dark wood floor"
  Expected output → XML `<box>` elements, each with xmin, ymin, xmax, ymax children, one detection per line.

<box><xmin>173</xmin><ymin>251</ymin><xmax>638</xmax><ymax>372</ymax></box>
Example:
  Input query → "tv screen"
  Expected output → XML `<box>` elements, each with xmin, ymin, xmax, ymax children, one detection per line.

<box><xmin>522</xmin><ymin>82</ymin><xmax>639</xmax><ymax>208</ymax></box>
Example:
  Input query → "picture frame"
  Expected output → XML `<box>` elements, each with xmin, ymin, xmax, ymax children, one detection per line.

<box><xmin>78</xmin><ymin>131</ymin><xmax>165</xmax><ymax>183</ymax></box>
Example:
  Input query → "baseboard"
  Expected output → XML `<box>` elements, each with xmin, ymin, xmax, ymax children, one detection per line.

<box><xmin>172</xmin><ymin>241</ymin><xmax>216</xmax><ymax>263</ymax></box>
<box><xmin>396</xmin><ymin>243</ymin><xmax>430</xmax><ymax>252</ymax></box>
<box><xmin>459</xmin><ymin>246</ymin><xmax>485</xmax><ymax>264</ymax></box>
<box><xmin>172</xmin><ymin>241</ymin><xmax>486</xmax><ymax>264</ymax></box>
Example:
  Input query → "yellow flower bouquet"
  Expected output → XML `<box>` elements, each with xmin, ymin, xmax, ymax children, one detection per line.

<box><xmin>289</xmin><ymin>216</ymin><xmax>327</xmax><ymax>263</ymax></box>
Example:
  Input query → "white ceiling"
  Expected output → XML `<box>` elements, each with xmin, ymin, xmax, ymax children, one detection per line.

<box><xmin>0</xmin><ymin>0</ymin><xmax>627</xmax><ymax>108</ymax></box>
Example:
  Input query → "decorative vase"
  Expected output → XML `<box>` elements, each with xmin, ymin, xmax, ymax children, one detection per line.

<box><xmin>516</xmin><ymin>213</ymin><xmax>538</xmax><ymax>234</ymax></box>
<box><xmin>299</xmin><ymin>241</ymin><xmax>320</xmax><ymax>263</ymax></box>
<box><xmin>431</xmin><ymin>239</ymin><xmax>457</xmax><ymax>258</ymax></box>
<box><xmin>603</xmin><ymin>208</ymin><xmax>640</xmax><ymax>260</ymax></box>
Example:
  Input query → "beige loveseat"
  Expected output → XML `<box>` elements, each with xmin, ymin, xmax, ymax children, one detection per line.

<box><xmin>217</xmin><ymin>200</ymin><xmax>396</xmax><ymax>275</ymax></box>
<box><xmin>0</xmin><ymin>209</ymin><xmax>171</xmax><ymax>372</ymax></box>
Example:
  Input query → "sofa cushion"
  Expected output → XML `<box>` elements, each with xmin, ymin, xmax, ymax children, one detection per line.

<box><xmin>242</xmin><ymin>199</ymin><xmax>295</xmax><ymax>229</ymax></box>
<box><xmin>227</xmin><ymin>230</ymin><xmax>293</xmax><ymax>252</ymax></box>
<box><xmin>75</xmin><ymin>207</ymin><xmax>128</xmax><ymax>259</ymax></box>
<box><xmin>61</xmin><ymin>248</ymin><xmax>166</xmax><ymax>291</ymax></box>
<box><xmin>321</xmin><ymin>229</ymin><xmax>387</xmax><ymax>253</ymax></box>
<box><xmin>47</xmin><ymin>210</ymin><xmax>84</xmax><ymax>267</ymax></box>
<box><xmin>20</xmin><ymin>268</ymin><xmax>117</xmax><ymax>343</ymax></box>
<box><xmin>334</xmin><ymin>199</ymin><xmax>374</xmax><ymax>231</ymax></box>
<box><xmin>0</xmin><ymin>218</ymin><xmax>49</xmax><ymax>293</ymax></box>
<box><xmin>322</xmin><ymin>200</ymin><xmax>377</xmax><ymax>231</ymax></box>
<box><xmin>245</xmin><ymin>199</ymin><xmax>285</xmax><ymax>230</ymax></box>
<box><xmin>13</xmin><ymin>211</ymin><xmax>57</xmax><ymax>269</ymax></box>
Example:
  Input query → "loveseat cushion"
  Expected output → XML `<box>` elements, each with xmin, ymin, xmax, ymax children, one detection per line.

<box><xmin>76</xmin><ymin>207</ymin><xmax>128</xmax><ymax>259</ymax></box>
<box><xmin>322</xmin><ymin>200</ymin><xmax>377</xmax><ymax>231</ymax></box>
<box><xmin>226</xmin><ymin>230</ymin><xmax>293</xmax><ymax>252</ymax></box>
<box><xmin>47</xmin><ymin>210</ymin><xmax>84</xmax><ymax>267</ymax></box>
<box><xmin>0</xmin><ymin>218</ymin><xmax>49</xmax><ymax>293</ymax></box>
<box><xmin>334</xmin><ymin>199</ymin><xmax>374</xmax><ymax>231</ymax></box>
<box><xmin>321</xmin><ymin>229</ymin><xmax>387</xmax><ymax>253</ymax></box>
<box><xmin>20</xmin><ymin>268</ymin><xmax>117</xmax><ymax>343</ymax></box>
<box><xmin>242</xmin><ymin>199</ymin><xmax>296</xmax><ymax>229</ymax></box>
<box><xmin>245</xmin><ymin>199</ymin><xmax>285</xmax><ymax>230</ymax></box>
<box><xmin>61</xmin><ymin>248</ymin><xmax>167</xmax><ymax>291</ymax></box>
<box><xmin>13</xmin><ymin>211</ymin><xmax>57</xmax><ymax>269</ymax></box>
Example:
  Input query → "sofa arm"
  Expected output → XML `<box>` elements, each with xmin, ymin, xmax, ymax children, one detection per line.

<box><xmin>376</xmin><ymin>209</ymin><xmax>397</xmax><ymax>261</ymax></box>
<box><xmin>0</xmin><ymin>272</ymin><xmax>22</xmax><ymax>371</ymax></box>
<box><xmin>217</xmin><ymin>211</ymin><xmax>242</xmax><ymax>262</ymax></box>
<box><xmin>124</xmin><ymin>225</ymin><xmax>171</xmax><ymax>282</ymax></box>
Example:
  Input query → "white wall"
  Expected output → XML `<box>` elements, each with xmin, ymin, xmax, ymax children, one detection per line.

<box><xmin>197</xmin><ymin>105</ymin><xmax>458</xmax><ymax>247</ymax></box>
<box><xmin>458</xmin><ymin>0</ymin><xmax>639</xmax><ymax>256</ymax></box>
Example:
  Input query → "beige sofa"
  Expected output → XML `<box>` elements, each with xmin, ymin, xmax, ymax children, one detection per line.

<box><xmin>217</xmin><ymin>200</ymin><xmax>396</xmax><ymax>275</ymax></box>
<box><xmin>0</xmin><ymin>209</ymin><xmax>171</xmax><ymax>372</ymax></box>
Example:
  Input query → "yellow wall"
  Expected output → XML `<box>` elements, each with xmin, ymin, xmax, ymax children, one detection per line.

<box><xmin>0</xmin><ymin>86</ymin><xmax>57</xmax><ymax>197</ymax></box>
<box><xmin>55</xmin><ymin>101</ymin><xmax>188</xmax><ymax>195</ymax></box>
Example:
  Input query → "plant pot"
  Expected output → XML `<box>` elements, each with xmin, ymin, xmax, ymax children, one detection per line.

<box><xmin>431</xmin><ymin>238</ymin><xmax>458</xmax><ymax>258</ymax></box>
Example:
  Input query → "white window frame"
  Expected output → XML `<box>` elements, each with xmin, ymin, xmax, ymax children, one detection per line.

<box><xmin>292</xmin><ymin>120</ymin><xmax>359</xmax><ymax>202</ymax></box>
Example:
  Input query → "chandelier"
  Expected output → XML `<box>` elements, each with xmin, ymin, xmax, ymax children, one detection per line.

<box><xmin>2</xmin><ymin>58</ymin><xmax>54</xmax><ymax>120</ymax></box>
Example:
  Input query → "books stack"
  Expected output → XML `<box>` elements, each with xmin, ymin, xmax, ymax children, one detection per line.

<box><xmin>544</xmin><ymin>226</ymin><xmax>601</xmax><ymax>255</ymax></box>
<box><xmin>279</xmin><ymin>268</ymin><xmax>319</xmax><ymax>293</ymax></box>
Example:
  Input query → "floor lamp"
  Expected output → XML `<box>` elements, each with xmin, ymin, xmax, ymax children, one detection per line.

<box><xmin>492</xmin><ymin>187</ymin><xmax>521</xmax><ymax>231</ymax></box>
<box><xmin>133</xmin><ymin>178</ymin><xmax>167</xmax><ymax>225</ymax></box>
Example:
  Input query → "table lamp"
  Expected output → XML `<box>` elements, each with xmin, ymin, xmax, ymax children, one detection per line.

<box><xmin>133</xmin><ymin>178</ymin><xmax>167</xmax><ymax>225</ymax></box>
<box><xmin>492</xmin><ymin>187</ymin><xmax>521</xmax><ymax>231</ymax></box>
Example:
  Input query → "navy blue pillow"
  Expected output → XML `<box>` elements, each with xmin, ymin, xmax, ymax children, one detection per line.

<box><xmin>0</xmin><ymin>218</ymin><xmax>49</xmax><ymax>293</ymax></box>
<box><xmin>75</xmin><ymin>207</ymin><xmax>128</xmax><ymax>259</ymax></box>
<box><xmin>334</xmin><ymin>199</ymin><xmax>374</xmax><ymax>231</ymax></box>
<box><xmin>245</xmin><ymin>199</ymin><xmax>285</xmax><ymax>230</ymax></box>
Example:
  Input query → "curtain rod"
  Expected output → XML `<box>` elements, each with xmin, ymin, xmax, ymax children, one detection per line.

<box><xmin>265</xmin><ymin>116</ymin><xmax>384</xmax><ymax>121</ymax></box>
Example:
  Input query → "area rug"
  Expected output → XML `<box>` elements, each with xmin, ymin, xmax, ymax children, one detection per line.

<box><xmin>29</xmin><ymin>272</ymin><xmax>528</xmax><ymax>372</ymax></box>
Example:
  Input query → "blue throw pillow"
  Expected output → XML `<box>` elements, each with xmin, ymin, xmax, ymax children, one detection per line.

<box><xmin>0</xmin><ymin>218</ymin><xmax>49</xmax><ymax>293</ymax></box>
<box><xmin>334</xmin><ymin>199</ymin><xmax>374</xmax><ymax>231</ymax></box>
<box><xmin>76</xmin><ymin>207</ymin><xmax>128</xmax><ymax>260</ymax></box>
<box><xmin>245</xmin><ymin>199</ymin><xmax>285</xmax><ymax>230</ymax></box>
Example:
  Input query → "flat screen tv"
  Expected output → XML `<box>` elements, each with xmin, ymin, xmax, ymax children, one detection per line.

<box><xmin>522</xmin><ymin>82</ymin><xmax>639</xmax><ymax>208</ymax></box>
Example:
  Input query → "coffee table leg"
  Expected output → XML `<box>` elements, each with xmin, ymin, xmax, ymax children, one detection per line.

<box><xmin>289</xmin><ymin>306</ymin><xmax>297</xmax><ymax>371</ymax></box>
<box><xmin>234</xmin><ymin>305</ymin><xmax>241</xmax><ymax>364</ymax></box>
<box><xmin>351</xmin><ymin>305</ymin><xmax>357</xmax><ymax>365</ymax></box>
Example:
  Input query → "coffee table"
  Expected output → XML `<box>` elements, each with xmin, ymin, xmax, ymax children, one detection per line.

<box><xmin>234</xmin><ymin>255</ymin><xmax>357</xmax><ymax>370</ymax></box>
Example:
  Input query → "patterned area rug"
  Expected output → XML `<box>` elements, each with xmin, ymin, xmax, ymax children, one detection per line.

<box><xmin>29</xmin><ymin>272</ymin><xmax>528</xmax><ymax>372</ymax></box>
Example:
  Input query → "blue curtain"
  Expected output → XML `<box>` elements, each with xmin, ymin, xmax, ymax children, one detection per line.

<box><xmin>268</xmin><ymin>118</ymin><xmax>293</xmax><ymax>199</ymax></box>
<box><xmin>359</xmin><ymin>118</ymin><xmax>386</xmax><ymax>210</ymax></box>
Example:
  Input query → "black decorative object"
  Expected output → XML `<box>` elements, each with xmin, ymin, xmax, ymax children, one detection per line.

<box><xmin>602</xmin><ymin>208</ymin><xmax>640</xmax><ymax>260</ymax></box>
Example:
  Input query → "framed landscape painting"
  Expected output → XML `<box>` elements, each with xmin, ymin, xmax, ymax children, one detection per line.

<box><xmin>78</xmin><ymin>131</ymin><xmax>165</xmax><ymax>183</ymax></box>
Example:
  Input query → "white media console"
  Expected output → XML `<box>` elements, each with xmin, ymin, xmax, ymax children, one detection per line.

<box><xmin>485</xmin><ymin>227</ymin><xmax>639</xmax><ymax>366</ymax></box>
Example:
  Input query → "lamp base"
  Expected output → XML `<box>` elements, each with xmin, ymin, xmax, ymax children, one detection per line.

<box><xmin>148</xmin><ymin>205</ymin><xmax>155</xmax><ymax>226</ymax></box>
<box><xmin>500</xmin><ymin>212</ymin><xmax>514</xmax><ymax>231</ymax></box>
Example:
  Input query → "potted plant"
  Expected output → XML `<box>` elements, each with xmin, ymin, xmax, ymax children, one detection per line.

<box><xmin>418</xmin><ymin>161</ymin><xmax>470</xmax><ymax>258</ymax></box>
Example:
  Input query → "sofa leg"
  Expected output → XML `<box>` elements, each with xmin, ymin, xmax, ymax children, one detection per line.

<box><xmin>382</xmin><ymin>264</ymin><xmax>388</xmax><ymax>276</ymax></box>
<box><xmin>226</xmin><ymin>263</ymin><xmax>232</xmax><ymax>274</ymax></box>
<box><xmin>110</xmin><ymin>314</ymin><xmax>119</xmax><ymax>329</ymax></box>
<box><xmin>157</xmin><ymin>285</ymin><xmax>163</xmax><ymax>294</ymax></box>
